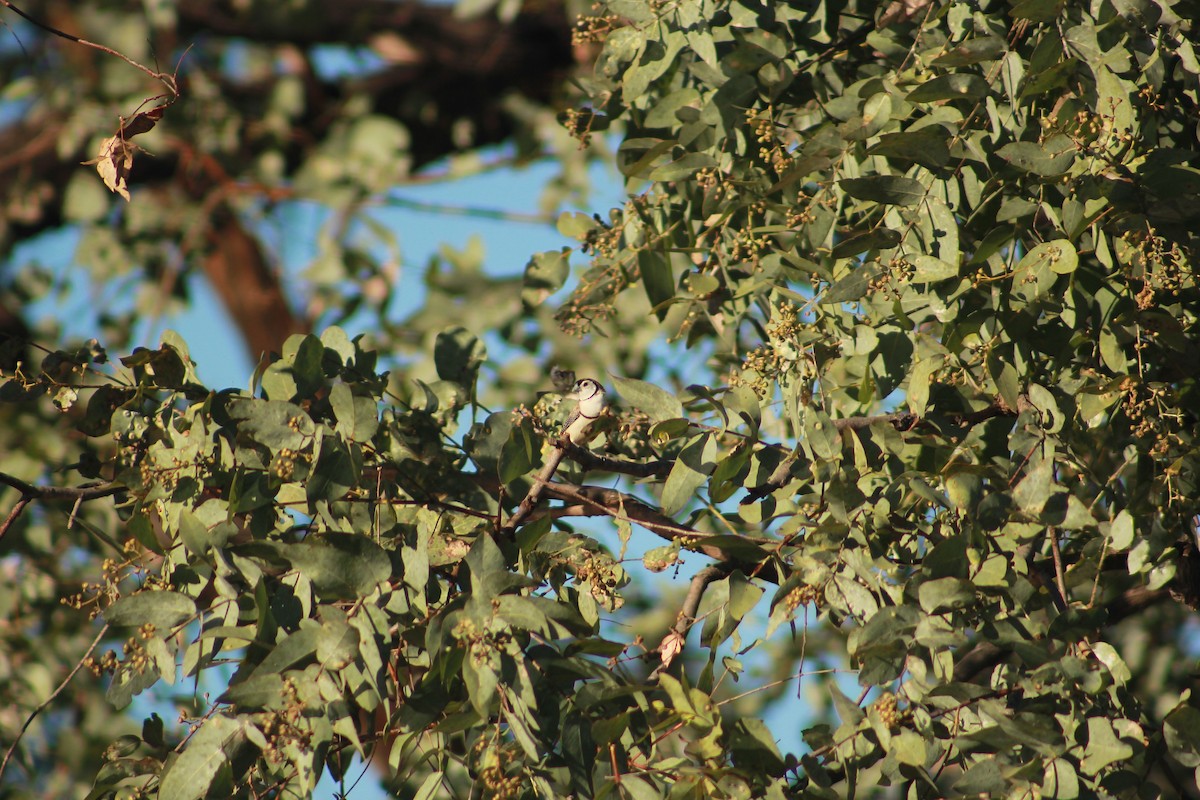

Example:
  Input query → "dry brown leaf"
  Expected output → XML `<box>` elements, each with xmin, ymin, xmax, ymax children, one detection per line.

<box><xmin>83</xmin><ymin>135</ymin><xmax>137</xmax><ymax>200</ymax></box>
<box><xmin>658</xmin><ymin>630</ymin><xmax>685</xmax><ymax>669</ymax></box>
<box><xmin>81</xmin><ymin>104</ymin><xmax>167</xmax><ymax>202</ymax></box>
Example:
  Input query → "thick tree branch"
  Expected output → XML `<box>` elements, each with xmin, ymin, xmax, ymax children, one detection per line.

<box><xmin>0</xmin><ymin>0</ymin><xmax>577</xmax><ymax>361</ymax></box>
<box><xmin>201</xmin><ymin>211</ymin><xmax>309</xmax><ymax>359</ymax></box>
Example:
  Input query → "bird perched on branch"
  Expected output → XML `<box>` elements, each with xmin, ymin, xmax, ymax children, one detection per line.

<box><xmin>561</xmin><ymin>378</ymin><xmax>606</xmax><ymax>445</ymax></box>
<box><xmin>500</xmin><ymin>377</ymin><xmax>607</xmax><ymax>535</ymax></box>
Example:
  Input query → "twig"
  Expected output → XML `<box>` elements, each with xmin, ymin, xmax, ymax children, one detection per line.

<box><xmin>648</xmin><ymin>565</ymin><xmax>728</xmax><ymax>681</ymax></box>
<box><xmin>539</xmin><ymin>482</ymin><xmax>706</xmax><ymax>542</ymax></box>
<box><xmin>1049</xmin><ymin>526</ymin><xmax>1069</xmax><ymax>608</ymax></box>
<box><xmin>832</xmin><ymin>411</ymin><xmax>919</xmax><ymax>433</ymax></box>
<box><xmin>561</xmin><ymin>443</ymin><xmax>673</xmax><ymax>479</ymax></box>
<box><xmin>498</xmin><ymin>438</ymin><xmax>570</xmax><ymax>536</ymax></box>
<box><xmin>377</xmin><ymin>195</ymin><xmax>553</xmax><ymax>224</ymax></box>
<box><xmin>0</xmin><ymin>472</ymin><xmax>123</xmax><ymax>502</ymax></box>
<box><xmin>536</xmin><ymin>482</ymin><xmax>783</xmax><ymax>584</ymax></box>
<box><xmin>0</xmin><ymin>472</ymin><xmax>124</xmax><ymax>541</ymax></box>
<box><xmin>0</xmin><ymin>623</ymin><xmax>109</xmax><ymax>779</ymax></box>
<box><xmin>0</xmin><ymin>495</ymin><xmax>33</xmax><ymax>541</ymax></box>
<box><xmin>0</xmin><ymin>1</ymin><xmax>178</xmax><ymax>92</ymax></box>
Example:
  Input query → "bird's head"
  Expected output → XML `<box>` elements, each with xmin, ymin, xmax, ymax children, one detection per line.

<box><xmin>568</xmin><ymin>378</ymin><xmax>603</xmax><ymax>401</ymax></box>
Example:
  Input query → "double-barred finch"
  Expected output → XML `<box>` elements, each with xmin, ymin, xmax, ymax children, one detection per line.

<box><xmin>561</xmin><ymin>378</ymin><xmax>605</xmax><ymax>444</ymax></box>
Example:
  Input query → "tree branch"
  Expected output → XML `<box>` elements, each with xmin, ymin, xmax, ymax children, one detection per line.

<box><xmin>649</xmin><ymin>565</ymin><xmax>728</xmax><ymax>681</ymax></box>
<box><xmin>0</xmin><ymin>623</ymin><xmax>109</xmax><ymax>780</ymax></box>
<box><xmin>0</xmin><ymin>472</ymin><xmax>123</xmax><ymax>541</ymax></box>
<box><xmin>561</xmin><ymin>443</ymin><xmax>673</xmax><ymax>478</ymax></box>
<box><xmin>498</xmin><ymin>438</ymin><xmax>571</xmax><ymax>536</ymax></box>
<box><xmin>537</xmin><ymin>482</ymin><xmax>783</xmax><ymax>585</ymax></box>
<box><xmin>0</xmin><ymin>1</ymin><xmax>179</xmax><ymax>91</ymax></box>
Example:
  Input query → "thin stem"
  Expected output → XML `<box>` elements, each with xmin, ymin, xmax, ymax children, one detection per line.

<box><xmin>0</xmin><ymin>624</ymin><xmax>110</xmax><ymax>779</ymax></box>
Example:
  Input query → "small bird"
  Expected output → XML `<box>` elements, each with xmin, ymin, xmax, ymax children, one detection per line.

<box><xmin>561</xmin><ymin>378</ymin><xmax>606</xmax><ymax>445</ymax></box>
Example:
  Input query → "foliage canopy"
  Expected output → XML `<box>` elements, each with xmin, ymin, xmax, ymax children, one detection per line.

<box><xmin>2</xmin><ymin>0</ymin><xmax>1200</xmax><ymax>798</ymax></box>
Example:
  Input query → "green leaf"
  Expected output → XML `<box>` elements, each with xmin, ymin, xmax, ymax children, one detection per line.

<box><xmin>638</xmin><ymin>249</ymin><xmax>675</xmax><ymax>319</ymax></box>
<box><xmin>617</xmin><ymin>137</ymin><xmax>675</xmax><ymax>177</ymax></box>
<box><xmin>157</xmin><ymin>715</ymin><xmax>245</xmax><ymax>800</ymax></box>
<box><xmin>868</xmin><ymin>128</ymin><xmax>951</xmax><ymax>169</ymax></box>
<box><xmin>495</xmin><ymin>595</ymin><xmax>549</xmax><ymax>632</ymax></box>
<box><xmin>268</xmin><ymin>535</ymin><xmax>391</xmax><ymax>600</ymax></box>
<box><xmin>1109</xmin><ymin>510</ymin><xmax>1135</xmax><ymax>551</ymax></box>
<box><xmin>522</xmin><ymin>248</ymin><xmax>571</xmax><ymax>307</ymax></box>
<box><xmin>104</xmin><ymin>591</ymin><xmax>196</xmax><ymax>632</ymax></box>
<box><xmin>1079</xmin><ymin>717</ymin><xmax>1133</xmax><ymax>774</ymax></box>
<box><xmin>917</xmin><ymin>577</ymin><xmax>975</xmax><ymax>613</ymax></box>
<box><xmin>1019</xmin><ymin>239</ymin><xmax>1078</xmax><ymax>276</ymax></box>
<box><xmin>829</xmin><ymin>682</ymin><xmax>865</xmax><ymax>726</ymax></box>
<box><xmin>906</xmin><ymin>74</ymin><xmax>989</xmax><ymax>102</ymax></box>
<box><xmin>611</xmin><ymin>375</ymin><xmax>683</xmax><ymax>423</ymax></box>
<box><xmin>250</xmin><ymin>625</ymin><xmax>321</xmax><ymax>677</ymax></box>
<box><xmin>803</xmin><ymin>408</ymin><xmax>840</xmax><ymax>462</ymax></box>
<box><xmin>413</xmin><ymin>772</ymin><xmax>446</xmax><ymax>800</ymax></box>
<box><xmin>822</xmin><ymin>262</ymin><xmax>885</xmax><ymax>304</ymax></box>
<box><xmin>1090</xmin><ymin>642</ymin><xmax>1131</xmax><ymax>685</ymax></box>
<box><xmin>317</xmin><ymin>617</ymin><xmax>360</xmax><ymax>670</ymax></box>
<box><xmin>954</xmin><ymin>758</ymin><xmax>1006</xmax><ymax>794</ymax></box>
<box><xmin>319</xmin><ymin>326</ymin><xmax>355</xmax><ymax>365</ymax></box>
<box><xmin>840</xmin><ymin>176</ymin><xmax>926</xmax><ymax>206</ymax></box>
<box><xmin>906</xmin><ymin>355</ymin><xmax>943</xmax><ymax>417</ymax></box>
<box><xmin>893</xmin><ymin>729</ymin><xmax>927</xmax><ymax>766</ymax></box>
<box><xmin>986</xmin><ymin>352</ymin><xmax>1020</xmax><ymax>411</ymax></box>
<box><xmin>229</xmin><ymin>399</ymin><xmax>312</xmax><ymax>452</ymax></box>
<box><xmin>285</xmin><ymin>334</ymin><xmax>326</xmax><ymax>398</ymax></box>
<box><xmin>434</xmin><ymin>326</ymin><xmax>487</xmax><ymax>386</ymax></box>
<box><xmin>830</xmin><ymin>228</ymin><xmax>902</xmax><ymax>258</ymax></box>
<box><xmin>661</xmin><ymin>433</ymin><xmax>714</xmax><ymax>515</ymax></box>
<box><xmin>503</xmin><ymin>698</ymin><xmax>542</xmax><ymax>761</ymax></box>
<box><xmin>556</xmin><ymin>212</ymin><xmax>599</xmax><ymax>240</ymax></box>
<box><xmin>648</xmin><ymin>152</ymin><xmax>717</xmax><ymax>181</ymax></box>
<box><xmin>1099</xmin><ymin>329</ymin><xmax>1127</xmax><ymax>373</ymax></box>
<box><xmin>220</xmin><ymin>673</ymin><xmax>285</xmax><ymax>709</ymax></box>
<box><xmin>306</xmin><ymin>434</ymin><xmax>359</xmax><ymax>503</ymax></box>
<box><xmin>617</xmin><ymin>776</ymin><xmax>663</xmax><ymax>800</ymax></box>
<box><xmin>1042</xmin><ymin>757</ymin><xmax>1080</xmax><ymax>799</ymax></box>
<box><xmin>933</xmin><ymin>36</ymin><xmax>1007</xmax><ymax>66</ymax></box>
<box><xmin>329</xmin><ymin>382</ymin><xmax>379</xmax><ymax>442</ymax></box>
<box><xmin>178</xmin><ymin>508</ymin><xmax>234</xmax><ymax>556</ymax></box>
<box><xmin>729</xmin><ymin>718</ymin><xmax>786</xmax><ymax>775</ymax></box>
<box><xmin>1013</xmin><ymin>458</ymin><xmax>1054</xmax><ymax>517</ymax></box>
<box><xmin>998</xmin><ymin>137</ymin><xmax>1076</xmax><ymax>177</ymax></box>
<box><xmin>1009</xmin><ymin>0</ymin><xmax>1062</xmax><ymax>20</ymax></box>
<box><xmin>910</xmin><ymin>254</ymin><xmax>959</xmax><ymax>283</ymax></box>
<box><xmin>463</xmin><ymin>651</ymin><xmax>499</xmax><ymax>716</ymax></box>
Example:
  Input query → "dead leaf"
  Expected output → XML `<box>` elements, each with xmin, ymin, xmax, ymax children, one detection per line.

<box><xmin>658</xmin><ymin>630</ymin><xmax>685</xmax><ymax>669</ymax></box>
<box><xmin>118</xmin><ymin>105</ymin><xmax>165</xmax><ymax>138</ymax></box>
<box><xmin>83</xmin><ymin>135</ymin><xmax>137</xmax><ymax>201</ymax></box>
